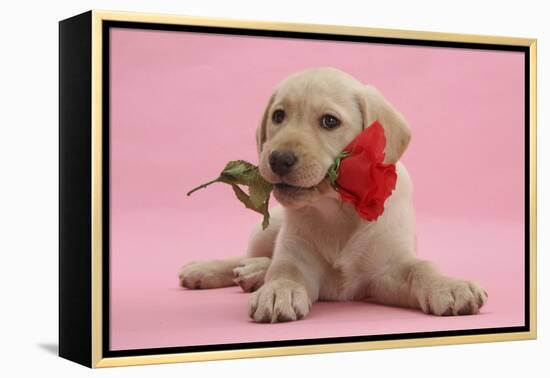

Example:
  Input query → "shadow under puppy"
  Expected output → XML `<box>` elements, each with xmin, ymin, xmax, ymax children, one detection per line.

<box><xmin>180</xmin><ymin>67</ymin><xmax>487</xmax><ymax>323</ymax></box>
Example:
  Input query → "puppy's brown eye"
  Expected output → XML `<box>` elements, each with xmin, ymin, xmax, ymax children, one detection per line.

<box><xmin>272</xmin><ymin>110</ymin><xmax>285</xmax><ymax>124</ymax></box>
<box><xmin>320</xmin><ymin>114</ymin><xmax>341</xmax><ymax>129</ymax></box>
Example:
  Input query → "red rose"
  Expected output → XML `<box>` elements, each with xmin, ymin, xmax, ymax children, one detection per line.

<box><xmin>335</xmin><ymin>121</ymin><xmax>397</xmax><ymax>221</ymax></box>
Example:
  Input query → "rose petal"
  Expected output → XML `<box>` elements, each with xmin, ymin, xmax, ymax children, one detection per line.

<box><xmin>343</xmin><ymin>121</ymin><xmax>387</xmax><ymax>162</ymax></box>
<box><xmin>335</xmin><ymin>120</ymin><xmax>397</xmax><ymax>222</ymax></box>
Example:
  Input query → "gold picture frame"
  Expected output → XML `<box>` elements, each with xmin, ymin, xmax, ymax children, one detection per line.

<box><xmin>59</xmin><ymin>10</ymin><xmax>537</xmax><ymax>368</ymax></box>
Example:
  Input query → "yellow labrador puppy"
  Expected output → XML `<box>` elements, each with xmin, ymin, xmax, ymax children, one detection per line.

<box><xmin>180</xmin><ymin>67</ymin><xmax>487</xmax><ymax>323</ymax></box>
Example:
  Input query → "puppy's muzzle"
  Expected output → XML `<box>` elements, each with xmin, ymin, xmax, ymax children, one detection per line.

<box><xmin>269</xmin><ymin>150</ymin><xmax>297</xmax><ymax>177</ymax></box>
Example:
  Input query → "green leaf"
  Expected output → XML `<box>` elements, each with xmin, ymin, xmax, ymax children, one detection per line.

<box><xmin>219</xmin><ymin>160</ymin><xmax>258</xmax><ymax>185</ymax></box>
<box><xmin>260</xmin><ymin>195</ymin><xmax>270</xmax><ymax>230</ymax></box>
<box><xmin>187</xmin><ymin>160</ymin><xmax>273</xmax><ymax>230</ymax></box>
<box><xmin>249</xmin><ymin>174</ymin><xmax>273</xmax><ymax>208</ymax></box>
<box><xmin>230</xmin><ymin>184</ymin><xmax>261</xmax><ymax>213</ymax></box>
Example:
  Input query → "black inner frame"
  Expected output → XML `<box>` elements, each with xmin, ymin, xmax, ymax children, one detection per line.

<box><xmin>101</xmin><ymin>20</ymin><xmax>531</xmax><ymax>358</ymax></box>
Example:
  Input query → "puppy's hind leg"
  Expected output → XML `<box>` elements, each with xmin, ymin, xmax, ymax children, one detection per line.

<box><xmin>180</xmin><ymin>257</ymin><xmax>245</xmax><ymax>289</ymax></box>
<box><xmin>233</xmin><ymin>257</ymin><xmax>271</xmax><ymax>292</ymax></box>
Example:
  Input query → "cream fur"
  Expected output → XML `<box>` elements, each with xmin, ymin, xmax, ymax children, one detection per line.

<box><xmin>179</xmin><ymin>67</ymin><xmax>487</xmax><ymax>323</ymax></box>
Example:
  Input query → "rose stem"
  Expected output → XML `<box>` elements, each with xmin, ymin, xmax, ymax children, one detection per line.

<box><xmin>186</xmin><ymin>178</ymin><xmax>220</xmax><ymax>196</ymax></box>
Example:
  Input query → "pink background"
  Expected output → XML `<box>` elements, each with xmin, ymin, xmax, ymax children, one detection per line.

<box><xmin>109</xmin><ymin>28</ymin><xmax>525</xmax><ymax>350</ymax></box>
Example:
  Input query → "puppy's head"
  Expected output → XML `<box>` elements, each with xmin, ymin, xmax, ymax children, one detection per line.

<box><xmin>257</xmin><ymin>67</ymin><xmax>411</xmax><ymax>209</ymax></box>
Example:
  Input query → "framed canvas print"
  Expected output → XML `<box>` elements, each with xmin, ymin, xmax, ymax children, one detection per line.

<box><xmin>59</xmin><ymin>10</ymin><xmax>537</xmax><ymax>368</ymax></box>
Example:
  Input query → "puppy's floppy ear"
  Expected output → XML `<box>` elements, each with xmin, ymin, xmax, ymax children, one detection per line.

<box><xmin>357</xmin><ymin>85</ymin><xmax>411</xmax><ymax>164</ymax></box>
<box><xmin>256</xmin><ymin>93</ymin><xmax>276</xmax><ymax>155</ymax></box>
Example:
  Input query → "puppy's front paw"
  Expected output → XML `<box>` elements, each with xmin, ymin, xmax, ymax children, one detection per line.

<box><xmin>417</xmin><ymin>278</ymin><xmax>488</xmax><ymax>316</ymax></box>
<box><xmin>233</xmin><ymin>257</ymin><xmax>271</xmax><ymax>292</ymax></box>
<box><xmin>249</xmin><ymin>279</ymin><xmax>311</xmax><ymax>323</ymax></box>
<box><xmin>179</xmin><ymin>260</ymin><xmax>233</xmax><ymax>289</ymax></box>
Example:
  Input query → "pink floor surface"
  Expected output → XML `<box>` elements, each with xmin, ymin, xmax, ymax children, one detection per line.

<box><xmin>110</xmin><ymin>211</ymin><xmax>524</xmax><ymax>351</ymax></box>
<box><xmin>108</xmin><ymin>27</ymin><xmax>526</xmax><ymax>351</ymax></box>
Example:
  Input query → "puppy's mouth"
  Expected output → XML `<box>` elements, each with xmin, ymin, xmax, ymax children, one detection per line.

<box><xmin>271</xmin><ymin>179</ymin><xmax>329</xmax><ymax>207</ymax></box>
<box><xmin>271</xmin><ymin>179</ymin><xmax>328</xmax><ymax>201</ymax></box>
<box><xmin>274</xmin><ymin>182</ymin><xmax>316</xmax><ymax>192</ymax></box>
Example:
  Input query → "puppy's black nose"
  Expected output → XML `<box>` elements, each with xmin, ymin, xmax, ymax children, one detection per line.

<box><xmin>269</xmin><ymin>150</ymin><xmax>297</xmax><ymax>176</ymax></box>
